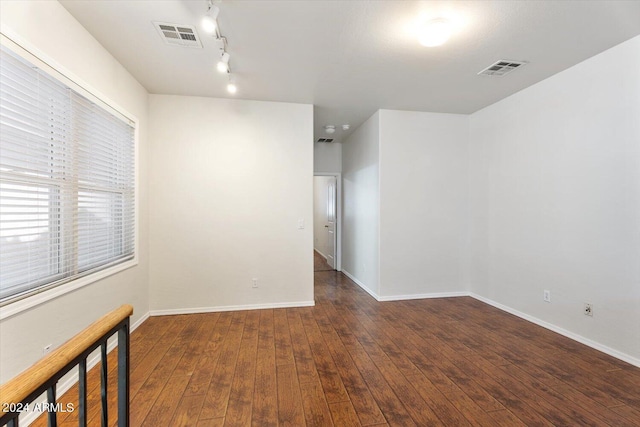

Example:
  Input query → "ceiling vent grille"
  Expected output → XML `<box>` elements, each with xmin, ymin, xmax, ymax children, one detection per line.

<box><xmin>154</xmin><ymin>22</ymin><xmax>202</xmax><ymax>48</ymax></box>
<box><xmin>478</xmin><ymin>60</ymin><xmax>527</xmax><ymax>77</ymax></box>
<box><xmin>316</xmin><ymin>138</ymin><xmax>334</xmax><ymax>143</ymax></box>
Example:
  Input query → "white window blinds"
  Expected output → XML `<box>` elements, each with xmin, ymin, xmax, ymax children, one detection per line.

<box><xmin>0</xmin><ymin>44</ymin><xmax>135</xmax><ymax>303</ymax></box>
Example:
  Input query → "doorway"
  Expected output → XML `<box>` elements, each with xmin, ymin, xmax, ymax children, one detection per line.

<box><xmin>313</xmin><ymin>173</ymin><xmax>341</xmax><ymax>272</ymax></box>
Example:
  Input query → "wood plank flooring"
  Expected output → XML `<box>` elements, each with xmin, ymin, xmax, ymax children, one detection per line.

<box><xmin>31</xmin><ymin>269</ymin><xmax>640</xmax><ymax>426</ymax></box>
<box><xmin>314</xmin><ymin>250</ymin><xmax>333</xmax><ymax>272</ymax></box>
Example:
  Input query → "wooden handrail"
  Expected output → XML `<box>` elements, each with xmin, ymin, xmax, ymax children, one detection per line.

<box><xmin>0</xmin><ymin>304</ymin><xmax>133</xmax><ymax>406</ymax></box>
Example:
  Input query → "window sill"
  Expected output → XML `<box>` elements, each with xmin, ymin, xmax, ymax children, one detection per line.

<box><xmin>0</xmin><ymin>259</ymin><xmax>138</xmax><ymax>321</ymax></box>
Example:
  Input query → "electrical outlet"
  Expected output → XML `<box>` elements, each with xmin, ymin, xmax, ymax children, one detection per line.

<box><xmin>543</xmin><ymin>290</ymin><xmax>551</xmax><ymax>303</ymax></box>
<box><xmin>584</xmin><ymin>303</ymin><xmax>593</xmax><ymax>316</ymax></box>
<box><xmin>252</xmin><ymin>278</ymin><xmax>258</xmax><ymax>288</ymax></box>
<box><xmin>43</xmin><ymin>344</ymin><xmax>52</xmax><ymax>355</ymax></box>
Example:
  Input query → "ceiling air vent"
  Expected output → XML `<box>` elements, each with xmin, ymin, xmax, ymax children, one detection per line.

<box><xmin>316</xmin><ymin>138</ymin><xmax>334</xmax><ymax>143</ymax></box>
<box><xmin>478</xmin><ymin>60</ymin><xmax>527</xmax><ymax>77</ymax></box>
<box><xmin>153</xmin><ymin>22</ymin><xmax>202</xmax><ymax>48</ymax></box>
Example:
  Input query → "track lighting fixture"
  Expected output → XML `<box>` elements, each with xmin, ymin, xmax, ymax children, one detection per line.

<box><xmin>203</xmin><ymin>1</ymin><xmax>238</xmax><ymax>95</ymax></box>
<box><xmin>201</xmin><ymin>3</ymin><xmax>220</xmax><ymax>34</ymax></box>
<box><xmin>217</xmin><ymin>52</ymin><xmax>230</xmax><ymax>73</ymax></box>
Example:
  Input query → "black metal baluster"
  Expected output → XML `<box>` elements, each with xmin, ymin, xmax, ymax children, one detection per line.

<box><xmin>47</xmin><ymin>385</ymin><xmax>57</xmax><ymax>427</ymax></box>
<box><xmin>117</xmin><ymin>320</ymin><xmax>130</xmax><ymax>427</ymax></box>
<box><xmin>78</xmin><ymin>359</ymin><xmax>87</xmax><ymax>427</ymax></box>
<box><xmin>0</xmin><ymin>310</ymin><xmax>133</xmax><ymax>427</ymax></box>
<box><xmin>100</xmin><ymin>343</ymin><xmax>108</xmax><ymax>427</ymax></box>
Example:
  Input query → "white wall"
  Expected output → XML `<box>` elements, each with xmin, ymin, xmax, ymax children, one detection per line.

<box><xmin>469</xmin><ymin>35</ymin><xmax>640</xmax><ymax>362</ymax></box>
<box><xmin>0</xmin><ymin>0</ymin><xmax>149</xmax><ymax>382</ymax></box>
<box><xmin>313</xmin><ymin>176</ymin><xmax>332</xmax><ymax>256</ymax></box>
<box><xmin>342</xmin><ymin>112</ymin><xmax>380</xmax><ymax>296</ymax></box>
<box><xmin>148</xmin><ymin>95</ymin><xmax>314</xmax><ymax>313</ymax></box>
<box><xmin>314</xmin><ymin>141</ymin><xmax>342</xmax><ymax>173</ymax></box>
<box><xmin>379</xmin><ymin>110</ymin><xmax>469</xmax><ymax>299</ymax></box>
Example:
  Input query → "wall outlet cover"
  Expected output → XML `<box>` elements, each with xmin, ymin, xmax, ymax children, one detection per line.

<box><xmin>584</xmin><ymin>303</ymin><xmax>593</xmax><ymax>316</ymax></box>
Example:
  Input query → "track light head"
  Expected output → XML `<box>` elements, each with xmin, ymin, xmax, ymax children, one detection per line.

<box><xmin>202</xmin><ymin>5</ymin><xmax>220</xmax><ymax>34</ymax></box>
<box><xmin>227</xmin><ymin>79</ymin><xmax>237</xmax><ymax>94</ymax></box>
<box><xmin>217</xmin><ymin>52</ymin><xmax>230</xmax><ymax>73</ymax></box>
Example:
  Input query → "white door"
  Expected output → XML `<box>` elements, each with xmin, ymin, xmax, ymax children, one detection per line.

<box><xmin>325</xmin><ymin>177</ymin><xmax>337</xmax><ymax>269</ymax></box>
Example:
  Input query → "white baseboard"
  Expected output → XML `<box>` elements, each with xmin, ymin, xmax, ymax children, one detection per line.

<box><xmin>469</xmin><ymin>293</ymin><xmax>640</xmax><ymax>368</ymax></box>
<box><xmin>341</xmin><ymin>269</ymin><xmax>380</xmax><ymax>300</ymax></box>
<box><xmin>21</xmin><ymin>311</ymin><xmax>150</xmax><ymax>426</ymax></box>
<box><xmin>149</xmin><ymin>301</ymin><xmax>315</xmax><ymax>316</ymax></box>
<box><xmin>340</xmin><ymin>271</ymin><xmax>468</xmax><ymax>303</ymax></box>
<box><xmin>377</xmin><ymin>291</ymin><xmax>468</xmax><ymax>302</ymax></box>
<box><xmin>314</xmin><ymin>248</ymin><xmax>328</xmax><ymax>260</ymax></box>
<box><xmin>131</xmin><ymin>311</ymin><xmax>150</xmax><ymax>331</ymax></box>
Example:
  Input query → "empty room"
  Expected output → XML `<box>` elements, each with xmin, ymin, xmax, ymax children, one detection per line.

<box><xmin>1</xmin><ymin>0</ymin><xmax>639</xmax><ymax>426</ymax></box>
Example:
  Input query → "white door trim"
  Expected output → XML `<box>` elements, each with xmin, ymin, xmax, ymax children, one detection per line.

<box><xmin>314</xmin><ymin>172</ymin><xmax>342</xmax><ymax>271</ymax></box>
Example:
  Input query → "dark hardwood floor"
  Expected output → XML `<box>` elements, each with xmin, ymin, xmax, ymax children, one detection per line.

<box><xmin>33</xmin><ymin>270</ymin><xmax>640</xmax><ymax>426</ymax></box>
<box><xmin>314</xmin><ymin>250</ymin><xmax>333</xmax><ymax>272</ymax></box>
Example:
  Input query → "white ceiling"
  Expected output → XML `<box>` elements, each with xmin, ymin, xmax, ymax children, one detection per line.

<box><xmin>60</xmin><ymin>0</ymin><xmax>640</xmax><ymax>143</ymax></box>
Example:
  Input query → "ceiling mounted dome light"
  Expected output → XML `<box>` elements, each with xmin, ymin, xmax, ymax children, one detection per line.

<box><xmin>418</xmin><ymin>18</ymin><xmax>452</xmax><ymax>47</ymax></box>
<box><xmin>324</xmin><ymin>125</ymin><xmax>336</xmax><ymax>134</ymax></box>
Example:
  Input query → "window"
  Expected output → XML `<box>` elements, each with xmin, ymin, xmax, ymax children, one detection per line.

<box><xmin>0</xmin><ymin>43</ymin><xmax>136</xmax><ymax>305</ymax></box>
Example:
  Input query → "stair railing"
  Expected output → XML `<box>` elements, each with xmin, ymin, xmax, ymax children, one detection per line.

<box><xmin>0</xmin><ymin>304</ymin><xmax>133</xmax><ymax>427</ymax></box>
